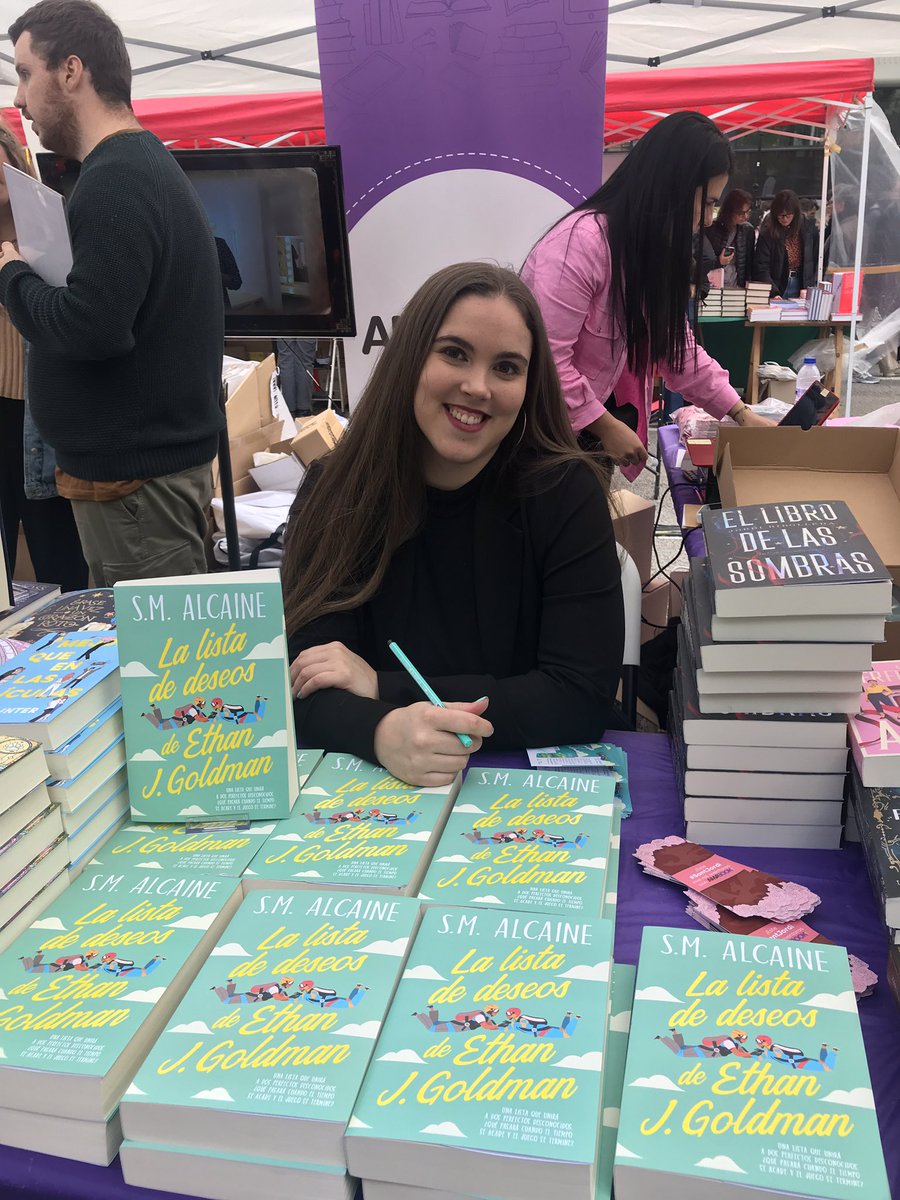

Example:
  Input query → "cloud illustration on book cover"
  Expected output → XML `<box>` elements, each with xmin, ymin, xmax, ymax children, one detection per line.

<box><xmin>412</xmin><ymin>1003</ymin><xmax>581</xmax><ymax>1038</ymax></box>
<box><xmin>210</xmin><ymin>975</ymin><xmax>369</xmax><ymax>1008</ymax></box>
<box><xmin>19</xmin><ymin>950</ymin><xmax>166</xmax><ymax>977</ymax></box>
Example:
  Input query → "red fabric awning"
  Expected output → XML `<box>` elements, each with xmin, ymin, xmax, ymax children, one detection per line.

<box><xmin>604</xmin><ymin>58</ymin><xmax>874</xmax><ymax>148</ymax></box>
<box><xmin>2</xmin><ymin>58</ymin><xmax>873</xmax><ymax>152</ymax></box>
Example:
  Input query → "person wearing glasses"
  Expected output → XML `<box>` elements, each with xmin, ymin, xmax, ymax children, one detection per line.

<box><xmin>705</xmin><ymin>188</ymin><xmax>755</xmax><ymax>289</ymax></box>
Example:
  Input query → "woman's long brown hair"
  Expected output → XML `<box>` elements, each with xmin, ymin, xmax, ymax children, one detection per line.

<box><xmin>0</xmin><ymin>119</ymin><xmax>32</xmax><ymax>179</ymax></box>
<box><xmin>281</xmin><ymin>262</ymin><xmax>611</xmax><ymax>637</ymax></box>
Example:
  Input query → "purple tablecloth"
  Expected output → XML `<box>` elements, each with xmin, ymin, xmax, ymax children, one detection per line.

<box><xmin>2</xmin><ymin>732</ymin><xmax>898</xmax><ymax>1197</ymax></box>
<box><xmin>657</xmin><ymin>422</ymin><xmax>706</xmax><ymax>559</ymax></box>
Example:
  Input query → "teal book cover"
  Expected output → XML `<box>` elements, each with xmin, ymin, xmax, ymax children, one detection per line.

<box><xmin>122</xmin><ymin>890</ymin><xmax>420</xmax><ymax>1149</ymax></box>
<box><xmin>346</xmin><ymin>905</ymin><xmax>614</xmax><ymax>1196</ymax></box>
<box><xmin>418</xmin><ymin>766</ymin><xmax>616</xmax><ymax>916</ymax></box>
<box><xmin>244</xmin><ymin>753</ymin><xmax>459</xmax><ymax>894</ymax></box>
<box><xmin>0</xmin><ymin>866</ymin><xmax>240</xmax><ymax>1116</ymax></box>
<box><xmin>114</xmin><ymin>570</ymin><xmax>299</xmax><ymax>822</ymax></box>
<box><xmin>529</xmin><ymin>744</ymin><xmax>632</xmax><ymax>819</ymax></box>
<box><xmin>0</xmin><ymin>632</ymin><xmax>119</xmax><ymax>749</ymax></box>
<box><xmin>615</xmin><ymin>926</ymin><xmax>890</xmax><ymax>1200</ymax></box>
<box><xmin>86</xmin><ymin>820</ymin><xmax>280</xmax><ymax>877</ymax></box>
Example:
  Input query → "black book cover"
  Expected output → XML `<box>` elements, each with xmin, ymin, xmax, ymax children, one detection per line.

<box><xmin>849</xmin><ymin>768</ymin><xmax>900</xmax><ymax>925</ymax></box>
<box><xmin>4</xmin><ymin>589</ymin><xmax>116</xmax><ymax>644</ymax></box>
<box><xmin>704</xmin><ymin>500</ymin><xmax>890</xmax><ymax>602</ymax></box>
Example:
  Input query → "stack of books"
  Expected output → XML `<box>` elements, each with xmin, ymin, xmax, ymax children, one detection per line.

<box><xmin>615</xmin><ymin>925</ymin><xmax>890</xmax><ymax>1200</ymax></box>
<box><xmin>848</xmin><ymin>765</ymin><xmax>900</xmax><ymax>948</ymax></box>
<box><xmin>702</xmin><ymin>287</ymin><xmax>747</xmax><ymax>318</ymax></box>
<box><xmin>416</xmin><ymin>764</ymin><xmax>620</xmax><ymax>920</ymax></box>
<box><xmin>744</xmin><ymin>280</ymin><xmax>771</xmax><ymax>312</ymax></box>
<box><xmin>848</xmin><ymin>660</ymin><xmax>900</xmax><ymax>788</ymax></box>
<box><xmin>243</xmin><ymin>752</ymin><xmax>459</xmax><ymax>896</ymax></box>
<box><xmin>0</xmin><ymin>580</ymin><xmax>60</xmax><ymax>637</ymax></box>
<box><xmin>670</xmin><ymin>502</ymin><xmax>894</xmax><ymax>848</ymax></box>
<box><xmin>0</xmin><ymin>631</ymin><xmax>126</xmax><ymax>873</ymax></box>
<box><xmin>0</xmin><ymin>866</ymin><xmax>242</xmax><ymax>1164</ymax></box>
<box><xmin>120</xmin><ymin>888</ymin><xmax>421</xmax><ymax>1199</ymax></box>
<box><xmin>0</xmin><ymin>733</ymin><xmax>67</xmax><ymax>953</ymax></box>
<box><xmin>346</xmin><ymin>904</ymin><xmax>623</xmax><ymax>1200</ymax></box>
<box><xmin>114</xmin><ymin>570</ymin><xmax>301</xmax><ymax>823</ymax></box>
<box><xmin>807</xmin><ymin>280</ymin><xmax>834</xmax><ymax>320</ymax></box>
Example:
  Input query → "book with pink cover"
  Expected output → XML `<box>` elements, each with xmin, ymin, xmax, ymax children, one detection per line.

<box><xmin>848</xmin><ymin>660</ymin><xmax>900</xmax><ymax>787</ymax></box>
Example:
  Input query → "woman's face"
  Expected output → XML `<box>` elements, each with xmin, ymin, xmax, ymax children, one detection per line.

<box><xmin>414</xmin><ymin>293</ymin><xmax>531</xmax><ymax>490</ymax></box>
<box><xmin>694</xmin><ymin>173</ymin><xmax>729</xmax><ymax>233</ymax></box>
<box><xmin>731</xmin><ymin>201</ymin><xmax>751</xmax><ymax>229</ymax></box>
<box><xmin>776</xmin><ymin>209</ymin><xmax>794</xmax><ymax>228</ymax></box>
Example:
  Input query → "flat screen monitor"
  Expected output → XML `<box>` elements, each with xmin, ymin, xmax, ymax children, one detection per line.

<box><xmin>36</xmin><ymin>145</ymin><xmax>356</xmax><ymax>339</ymax></box>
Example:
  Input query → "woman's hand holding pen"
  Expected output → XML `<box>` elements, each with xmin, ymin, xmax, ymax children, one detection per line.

<box><xmin>290</xmin><ymin>642</ymin><xmax>379</xmax><ymax>700</ymax></box>
<box><xmin>373</xmin><ymin>699</ymin><xmax>493</xmax><ymax>787</ymax></box>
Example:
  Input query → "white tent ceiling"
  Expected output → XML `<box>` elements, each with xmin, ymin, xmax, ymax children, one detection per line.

<box><xmin>0</xmin><ymin>0</ymin><xmax>898</xmax><ymax>105</ymax></box>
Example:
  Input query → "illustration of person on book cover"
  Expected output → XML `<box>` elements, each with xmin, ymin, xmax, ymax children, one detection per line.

<box><xmin>655</xmin><ymin>1028</ymin><xmax>719</xmax><ymax>1058</ymax></box>
<box><xmin>210</xmin><ymin>695</ymin><xmax>267</xmax><ymax>724</ymax></box>
<box><xmin>506</xmin><ymin>1007</ymin><xmax>581</xmax><ymax>1038</ymax></box>
<box><xmin>530</xmin><ymin>829</ymin><xmax>590</xmax><ymax>850</ymax></box>
<box><xmin>295</xmin><ymin>980</ymin><xmax>369</xmax><ymax>1008</ymax></box>
<box><xmin>462</xmin><ymin>827</ymin><xmax>531</xmax><ymax>845</ymax></box>
<box><xmin>97</xmin><ymin>952</ymin><xmax>166</xmax><ymax>977</ymax></box>
<box><xmin>304</xmin><ymin>808</ymin><xmax>365</xmax><ymax>824</ymax></box>
<box><xmin>367</xmin><ymin>808</ymin><xmax>419</xmax><ymax>826</ymax></box>
<box><xmin>20</xmin><ymin>949</ymin><xmax>101</xmax><ymax>973</ymax></box>
<box><xmin>412</xmin><ymin>1003</ymin><xmax>507</xmax><ymax>1033</ymax></box>
<box><xmin>211</xmin><ymin>976</ymin><xmax>294</xmax><ymax>1004</ymax></box>
<box><xmin>752</xmin><ymin>1034</ymin><xmax>839</xmax><ymax>1071</ymax></box>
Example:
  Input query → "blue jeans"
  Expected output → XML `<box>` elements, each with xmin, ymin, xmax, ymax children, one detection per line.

<box><xmin>784</xmin><ymin>271</ymin><xmax>801</xmax><ymax>300</ymax></box>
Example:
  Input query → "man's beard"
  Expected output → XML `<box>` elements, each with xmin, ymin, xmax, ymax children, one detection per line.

<box><xmin>35</xmin><ymin>83</ymin><xmax>80</xmax><ymax>160</ymax></box>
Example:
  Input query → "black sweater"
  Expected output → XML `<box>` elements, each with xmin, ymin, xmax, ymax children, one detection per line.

<box><xmin>287</xmin><ymin>460</ymin><xmax>625</xmax><ymax>764</ymax></box>
<box><xmin>0</xmin><ymin>131</ymin><xmax>224</xmax><ymax>480</ymax></box>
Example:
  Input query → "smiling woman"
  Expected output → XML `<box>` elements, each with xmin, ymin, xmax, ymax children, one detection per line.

<box><xmin>280</xmin><ymin>263</ymin><xmax>625</xmax><ymax>786</ymax></box>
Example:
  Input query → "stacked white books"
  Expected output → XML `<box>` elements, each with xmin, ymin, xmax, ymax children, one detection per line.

<box><xmin>745</xmin><ymin>280</ymin><xmax>772</xmax><ymax>314</ymax></box>
<box><xmin>0</xmin><ymin>733</ymin><xmax>67</xmax><ymax>953</ymax></box>
<box><xmin>0</xmin><ymin>634</ymin><xmax>127</xmax><ymax>875</ymax></box>
<box><xmin>702</xmin><ymin>287</ymin><xmax>746</xmax><ymax>317</ymax></box>
<box><xmin>671</xmin><ymin>500</ymin><xmax>895</xmax><ymax>848</ymax></box>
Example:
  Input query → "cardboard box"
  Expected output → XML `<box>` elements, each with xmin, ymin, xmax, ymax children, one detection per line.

<box><xmin>223</xmin><ymin>354</ymin><xmax>276</xmax><ymax>439</ymax></box>
<box><xmin>715</xmin><ymin>426</ymin><xmax>900</xmax><ymax>570</ymax></box>
<box><xmin>212</xmin><ymin>419</ymin><xmax>283</xmax><ymax>499</ymax></box>
<box><xmin>612</xmin><ymin>488</ymin><xmax>655</xmax><ymax>586</ymax></box>
<box><xmin>668</xmin><ymin>568</ymin><xmax>689</xmax><ymax>620</ymax></box>
<box><xmin>290</xmin><ymin>408</ymin><xmax>344</xmax><ymax>466</ymax></box>
<box><xmin>641</xmin><ymin>575</ymin><xmax>670</xmax><ymax>644</ymax></box>
<box><xmin>759</xmin><ymin>377</ymin><xmax>797</xmax><ymax>403</ymax></box>
<box><xmin>248</xmin><ymin>454</ymin><xmax>306</xmax><ymax>493</ymax></box>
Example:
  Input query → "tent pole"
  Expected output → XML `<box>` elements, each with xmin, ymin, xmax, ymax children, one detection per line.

<box><xmin>817</xmin><ymin>136</ymin><xmax>829</xmax><ymax>280</ymax></box>
<box><xmin>844</xmin><ymin>91</ymin><xmax>873</xmax><ymax>418</ymax></box>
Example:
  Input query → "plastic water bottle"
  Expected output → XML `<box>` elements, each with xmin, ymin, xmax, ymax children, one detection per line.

<box><xmin>795</xmin><ymin>356</ymin><xmax>819</xmax><ymax>400</ymax></box>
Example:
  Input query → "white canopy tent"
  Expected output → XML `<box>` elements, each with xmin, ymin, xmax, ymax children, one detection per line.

<box><xmin>1</xmin><ymin>0</ymin><xmax>900</xmax><ymax>105</ymax></box>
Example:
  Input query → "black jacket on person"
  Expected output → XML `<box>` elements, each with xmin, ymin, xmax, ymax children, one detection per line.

<box><xmin>753</xmin><ymin>217</ymin><xmax>818</xmax><ymax>297</ymax></box>
<box><xmin>705</xmin><ymin>221</ymin><xmax>756</xmax><ymax>288</ymax></box>
<box><xmin>287</xmin><ymin>458</ymin><xmax>625</xmax><ymax>764</ymax></box>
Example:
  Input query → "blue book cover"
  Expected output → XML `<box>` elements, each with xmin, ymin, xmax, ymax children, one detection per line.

<box><xmin>0</xmin><ymin>632</ymin><xmax>120</xmax><ymax>750</ymax></box>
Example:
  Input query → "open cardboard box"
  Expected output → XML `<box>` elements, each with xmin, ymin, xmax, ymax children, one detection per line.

<box><xmin>715</xmin><ymin>426</ymin><xmax>900</xmax><ymax>659</ymax></box>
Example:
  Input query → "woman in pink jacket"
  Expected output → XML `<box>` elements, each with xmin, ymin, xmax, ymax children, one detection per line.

<box><xmin>521</xmin><ymin>112</ymin><xmax>773</xmax><ymax>473</ymax></box>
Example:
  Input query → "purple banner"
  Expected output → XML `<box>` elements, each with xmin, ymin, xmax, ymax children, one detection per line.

<box><xmin>314</xmin><ymin>0</ymin><xmax>609</xmax><ymax>398</ymax></box>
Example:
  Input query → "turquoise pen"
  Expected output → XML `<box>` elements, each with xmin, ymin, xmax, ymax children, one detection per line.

<box><xmin>387</xmin><ymin>639</ymin><xmax>473</xmax><ymax>748</ymax></box>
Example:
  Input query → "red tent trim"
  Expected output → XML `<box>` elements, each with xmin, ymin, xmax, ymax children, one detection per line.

<box><xmin>2</xmin><ymin>58</ymin><xmax>872</xmax><ymax>153</ymax></box>
<box><xmin>603</xmin><ymin>58</ymin><xmax>874</xmax><ymax>148</ymax></box>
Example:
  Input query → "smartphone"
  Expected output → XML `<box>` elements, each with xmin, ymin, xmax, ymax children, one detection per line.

<box><xmin>778</xmin><ymin>381</ymin><xmax>841</xmax><ymax>429</ymax></box>
<box><xmin>722</xmin><ymin>245</ymin><xmax>735</xmax><ymax>259</ymax></box>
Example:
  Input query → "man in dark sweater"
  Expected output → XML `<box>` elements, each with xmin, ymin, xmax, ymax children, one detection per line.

<box><xmin>0</xmin><ymin>1</ymin><xmax>224</xmax><ymax>585</ymax></box>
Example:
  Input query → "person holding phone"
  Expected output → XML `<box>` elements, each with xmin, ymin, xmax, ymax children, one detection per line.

<box><xmin>754</xmin><ymin>189</ymin><xmax>818</xmax><ymax>300</ymax></box>
<box><xmin>705</xmin><ymin>188</ymin><xmax>755</xmax><ymax>288</ymax></box>
<box><xmin>521</xmin><ymin>113</ymin><xmax>773</xmax><ymax>472</ymax></box>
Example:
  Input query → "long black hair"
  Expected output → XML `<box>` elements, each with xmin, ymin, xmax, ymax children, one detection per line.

<box><xmin>571</xmin><ymin>111</ymin><xmax>733</xmax><ymax>374</ymax></box>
